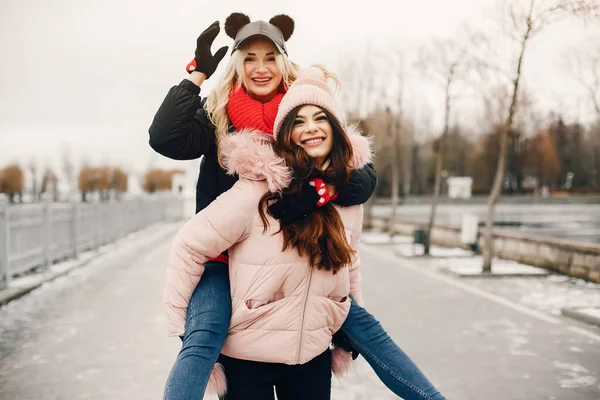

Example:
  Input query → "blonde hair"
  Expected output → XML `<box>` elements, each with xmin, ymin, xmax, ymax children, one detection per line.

<box><xmin>310</xmin><ymin>64</ymin><xmax>342</xmax><ymax>94</ymax></box>
<box><xmin>205</xmin><ymin>41</ymin><xmax>300</xmax><ymax>165</ymax></box>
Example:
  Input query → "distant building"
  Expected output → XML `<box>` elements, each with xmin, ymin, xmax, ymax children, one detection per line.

<box><xmin>447</xmin><ymin>177</ymin><xmax>473</xmax><ymax>199</ymax></box>
<box><xmin>127</xmin><ymin>174</ymin><xmax>143</xmax><ymax>196</ymax></box>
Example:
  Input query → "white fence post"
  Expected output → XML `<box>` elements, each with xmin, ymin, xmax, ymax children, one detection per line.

<box><xmin>72</xmin><ymin>202</ymin><xmax>80</xmax><ymax>258</ymax></box>
<box><xmin>44</xmin><ymin>200</ymin><xmax>52</xmax><ymax>269</ymax></box>
<box><xmin>0</xmin><ymin>200</ymin><xmax>10</xmax><ymax>289</ymax></box>
<box><xmin>0</xmin><ymin>195</ymin><xmax>176</xmax><ymax>285</ymax></box>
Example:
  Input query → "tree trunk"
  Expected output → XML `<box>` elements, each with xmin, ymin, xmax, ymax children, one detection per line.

<box><xmin>363</xmin><ymin>195</ymin><xmax>376</xmax><ymax>229</ymax></box>
<box><xmin>482</xmin><ymin>11</ymin><xmax>532</xmax><ymax>272</ymax></box>
<box><xmin>390</xmin><ymin>127</ymin><xmax>400</xmax><ymax>221</ymax></box>
<box><xmin>424</xmin><ymin>149</ymin><xmax>443</xmax><ymax>254</ymax></box>
<box><xmin>595</xmin><ymin>145</ymin><xmax>600</xmax><ymax>189</ymax></box>
<box><xmin>391</xmin><ymin>92</ymin><xmax>404</xmax><ymax>224</ymax></box>
<box><xmin>482</xmin><ymin>130</ymin><xmax>508</xmax><ymax>271</ymax></box>
<box><xmin>425</xmin><ymin>69</ymin><xmax>453</xmax><ymax>255</ymax></box>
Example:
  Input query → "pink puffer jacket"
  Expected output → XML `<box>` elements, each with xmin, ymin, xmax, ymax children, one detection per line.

<box><xmin>164</xmin><ymin>127</ymin><xmax>371</xmax><ymax>367</ymax></box>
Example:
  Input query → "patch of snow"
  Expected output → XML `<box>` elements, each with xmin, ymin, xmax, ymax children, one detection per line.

<box><xmin>361</xmin><ymin>232</ymin><xmax>413</xmax><ymax>245</ymax></box>
<box><xmin>519</xmin><ymin>282</ymin><xmax>600</xmax><ymax>315</ymax></box>
<box><xmin>461</xmin><ymin>320</ymin><xmax>537</xmax><ymax>357</ymax></box>
<box><xmin>395</xmin><ymin>243</ymin><xmax>475</xmax><ymax>258</ymax></box>
<box><xmin>10</xmin><ymin>253</ymin><xmax>97</xmax><ymax>289</ymax></box>
<box><xmin>553</xmin><ymin>361</ymin><xmax>589</xmax><ymax>373</ymax></box>
<box><xmin>553</xmin><ymin>361</ymin><xmax>597</xmax><ymax>389</ymax></box>
<box><xmin>575</xmin><ymin>307</ymin><xmax>600</xmax><ymax>319</ymax></box>
<box><xmin>568</xmin><ymin>346</ymin><xmax>583</xmax><ymax>353</ymax></box>
<box><xmin>439</xmin><ymin>256</ymin><xmax>549</xmax><ymax>276</ymax></box>
<box><xmin>560</xmin><ymin>375</ymin><xmax>597</xmax><ymax>389</ymax></box>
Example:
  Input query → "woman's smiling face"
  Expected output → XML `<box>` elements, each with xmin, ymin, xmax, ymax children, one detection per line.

<box><xmin>290</xmin><ymin>105</ymin><xmax>334</xmax><ymax>168</ymax></box>
<box><xmin>242</xmin><ymin>38</ymin><xmax>283</xmax><ymax>102</ymax></box>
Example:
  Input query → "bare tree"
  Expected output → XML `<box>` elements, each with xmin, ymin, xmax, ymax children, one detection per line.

<box><xmin>338</xmin><ymin>46</ymin><xmax>391</xmax><ymax>227</ymax></box>
<box><xmin>416</xmin><ymin>30</ymin><xmax>479</xmax><ymax>254</ymax></box>
<box><xmin>388</xmin><ymin>50</ymin><xmax>408</xmax><ymax>222</ymax></box>
<box><xmin>61</xmin><ymin>144</ymin><xmax>75</xmax><ymax>201</ymax></box>
<box><xmin>479</xmin><ymin>0</ymin><xmax>600</xmax><ymax>272</ymax></box>
<box><xmin>40</xmin><ymin>168</ymin><xmax>58</xmax><ymax>202</ymax></box>
<box><xmin>562</xmin><ymin>37</ymin><xmax>600</xmax><ymax>117</ymax></box>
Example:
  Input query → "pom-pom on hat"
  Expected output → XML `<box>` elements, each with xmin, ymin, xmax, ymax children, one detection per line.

<box><xmin>273</xmin><ymin>67</ymin><xmax>343</xmax><ymax>141</ymax></box>
<box><xmin>225</xmin><ymin>13</ymin><xmax>294</xmax><ymax>55</ymax></box>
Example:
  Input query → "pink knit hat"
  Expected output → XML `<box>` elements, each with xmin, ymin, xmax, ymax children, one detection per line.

<box><xmin>273</xmin><ymin>66</ymin><xmax>343</xmax><ymax>141</ymax></box>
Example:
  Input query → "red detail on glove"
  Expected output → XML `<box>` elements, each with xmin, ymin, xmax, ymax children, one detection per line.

<box><xmin>186</xmin><ymin>59</ymin><xmax>197</xmax><ymax>74</ymax></box>
<box><xmin>309</xmin><ymin>178</ymin><xmax>337</xmax><ymax>207</ymax></box>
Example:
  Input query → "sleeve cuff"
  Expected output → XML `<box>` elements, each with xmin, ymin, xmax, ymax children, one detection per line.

<box><xmin>179</xmin><ymin>79</ymin><xmax>201</xmax><ymax>96</ymax></box>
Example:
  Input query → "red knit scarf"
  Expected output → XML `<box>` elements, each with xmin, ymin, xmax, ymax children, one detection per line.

<box><xmin>226</xmin><ymin>84</ymin><xmax>286</xmax><ymax>135</ymax></box>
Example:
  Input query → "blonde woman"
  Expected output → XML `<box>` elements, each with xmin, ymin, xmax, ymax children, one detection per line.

<box><xmin>150</xmin><ymin>13</ymin><xmax>443</xmax><ymax>400</ymax></box>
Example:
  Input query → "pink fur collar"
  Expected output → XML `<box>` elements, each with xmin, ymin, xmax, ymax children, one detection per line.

<box><xmin>346</xmin><ymin>124</ymin><xmax>373</xmax><ymax>169</ymax></box>
<box><xmin>220</xmin><ymin>129</ymin><xmax>293</xmax><ymax>193</ymax></box>
<box><xmin>219</xmin><ymin>126</ymin><xmax>373</xmax><ymax>193</ymax></box>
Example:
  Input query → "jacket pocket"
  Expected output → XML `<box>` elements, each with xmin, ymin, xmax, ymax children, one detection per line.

<box><xmin>229</xmin><ymin>293</ymin><xmax>287</xmax><ymax>331</ymax></box>
<box><xmin>245</xmin><ymin>292</ymin><xmax>285</xmax><ymax>310</ymax></box>
<box><xmin>323</xmin><ymin>296</ymin><xmax>350</xmax><ymax>335</ymax></box>
<box><xmin>327</xmin><ymin>295</ymin><xmax>348</xmax><ymax>304</ymax></box>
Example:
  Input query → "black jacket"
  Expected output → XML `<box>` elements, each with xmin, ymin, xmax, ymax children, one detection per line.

<box><xmin>149</xmin><ymin>79</ymin><xmax>377</xmax><ymax>218</ymax></box>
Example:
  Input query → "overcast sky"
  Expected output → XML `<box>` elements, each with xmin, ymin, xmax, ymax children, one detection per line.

<box><xmin>1</xmin><ymin>0</ymin><xmax>598</xmax><ymax>177</ymax></box>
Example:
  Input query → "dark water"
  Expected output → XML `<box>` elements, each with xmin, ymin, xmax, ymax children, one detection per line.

<box><xmin>372</xmin><ymin>204</ymin><xmax>600</xmax><ymax>245</ymax></box>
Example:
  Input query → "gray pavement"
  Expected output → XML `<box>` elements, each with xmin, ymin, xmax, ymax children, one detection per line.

<box><xmin>0</xmin><ymin>224</ymin><xmax>599</xmax><ymax>399</ymax></box>
<box><xmin>361</xmin><ymin>243</ymin><xmax>600</xmax><ymax>399</ymax></box>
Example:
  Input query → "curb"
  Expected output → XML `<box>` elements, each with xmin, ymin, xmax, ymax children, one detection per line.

<box><xmin>438</xmin><ymin>267</ymin><xmax>550</xmax><ymax>279</ymax></box>
<box><xmin>0</xmin><ymin>252</ymin><xmax>102</xmax><ymax>308</ymax></box>
<box><xmin>394</xmin><ymin>249</ymin><xmax>550</xmax><ymax>278</ymax></box>
<box><xmin>0</xmin><ymin>286</ymin><xmax>41</xmax><ymax>307</ymax></box>
<box><xmin>561</xmin><ymin>307</ymin><xmax>600</xmax><ymax>327</ymax></box>
<box><xmin>394</xmin><ymin>250</ymin><xmax>476</xmax><ymax>260</ymax></box>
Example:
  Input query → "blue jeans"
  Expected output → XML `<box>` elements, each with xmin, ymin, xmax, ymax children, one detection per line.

<box><xmin>341</xmin><ymin>298</ymin><xmax>446</xmax><ymax>400</ymax></box>
<box><xmin>163</xmin><ymin>261</ymin><xmax>445</xmax><ymax>400</ymax></box>
<box><xmin>163</xmin><ymin>261</ymin><xmax>232</xmax><ymax>400</ymax></box>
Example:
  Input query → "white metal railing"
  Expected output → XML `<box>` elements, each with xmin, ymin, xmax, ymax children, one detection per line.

<box><xmin>0</xmin><ymin>194</ymin><xmax>185</xmax><ymax>289</ymax></box>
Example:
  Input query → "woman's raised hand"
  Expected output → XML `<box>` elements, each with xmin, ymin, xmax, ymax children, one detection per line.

<box><xmin>186</xmin><ymin>21</ymin><xmax>229</xmax><ymax>78</ymax></box>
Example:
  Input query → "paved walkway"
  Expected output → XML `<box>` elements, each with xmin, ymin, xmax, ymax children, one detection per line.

<box><xmin>0</xmin><ymin>224</ymin><xmax>599</xmax><ymax>399</ymax></box>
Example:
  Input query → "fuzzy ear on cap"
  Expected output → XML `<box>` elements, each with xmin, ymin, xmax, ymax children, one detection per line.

<box><xmin>225</xmin><ymin>12</ymin><xmax>251</xmax><ymax>39</ymax></box>
<box><xmin>269</xmin><ymin>14</ymin><xmax>294</xmax><ymax>41</ymax></box>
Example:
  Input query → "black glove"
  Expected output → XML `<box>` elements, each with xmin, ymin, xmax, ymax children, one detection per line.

<box><xmin>185</xmin><ymin>21</ymin><xmax>228</xmax><ymax>78</ymax></box>
<box><xmin>332</xmin><ymin>331</ymin><xmax>359</xmax><ymax>360</ymax></box>
<box><xmin>269</xmin><ymin>182</ymin><xmax>320</xmax><ymax>224</ymax></box>
<box><xmin>333</xmin><ymin>163</ymin><xmax>378</xmax><ymax>207</ymax></box>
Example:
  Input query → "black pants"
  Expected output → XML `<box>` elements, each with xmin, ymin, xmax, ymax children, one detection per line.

<box><xmin>217</xmin><ymin>349</ymin><xmax>332</xmax><ymax>400</ymax></box>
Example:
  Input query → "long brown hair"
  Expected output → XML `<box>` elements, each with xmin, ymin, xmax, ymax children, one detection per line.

<box><xmin>258</xmin><ymin>106</ymin><xmax>355</xmax><ymax>273</ymax></box>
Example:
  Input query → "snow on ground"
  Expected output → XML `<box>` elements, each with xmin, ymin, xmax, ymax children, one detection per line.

<box><xmin>360</xmin><ymin>231</ymin><xmax>413</xmax><ymax>245</ymax></box>
<box><xmin>438</xmin><ymin>256</ymin><xmax>550</xmax><ymax>276</ymax></box>
<box><xmin>0</xmin><ymin>221</ymin><xmax>182</xmax><ymax>360</ymax></box>
<box><xmin>577</xmin><ymin>308</ymin><xmax>600</xmax><ymax>320</ymax></box>
<box><xmin>553</xmin><ymin>361</ymin><xmax>598</xmax><ymax>389</ymax></box>
<box><xmin>396</xmin><ymin>243</ymin><xmax>478</xmax><ymax>258</ymax></box>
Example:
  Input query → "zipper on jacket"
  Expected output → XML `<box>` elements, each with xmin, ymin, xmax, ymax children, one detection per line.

<box><xmin>297</xmin><ymin>267</ymin><xmax>315</xmax><ymax>363</ymax></box>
